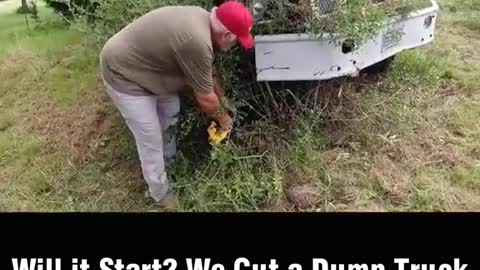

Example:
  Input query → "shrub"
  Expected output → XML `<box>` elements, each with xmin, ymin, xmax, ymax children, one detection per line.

<box><xmin>43</xmin><ymin>0</ymin><xmax>98</xmax><ymax>21</ymax></box>
<box><xmin>16</xmin><ymin>5</ymin><xmax>31</xmax><ymax>14</ymax></box>
<box><xmin>16</xmin><ymin>1</ymin><xmax>39</xmax><ymax>19</ymax></box>
<box><xmin>30</xmin><ymin>1</ymin><xmax>39</xmax><ymax>21</ymax></box>
<box><xmin>78</xmin><ymin>0</ymin><xmax>214</xmax><ymax>43</ymax></box>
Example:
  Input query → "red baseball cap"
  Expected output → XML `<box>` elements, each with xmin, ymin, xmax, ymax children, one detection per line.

<box><xmin>216</xmin><ymin>1</ymin><xmax>255</xmax><ymax>49</ymax></box>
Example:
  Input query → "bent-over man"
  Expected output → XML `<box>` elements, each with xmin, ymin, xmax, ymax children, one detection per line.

<box><xmin>99</xmin><ymin>1</ymin><xmax>255</xmax><ymax>208</ymax></box>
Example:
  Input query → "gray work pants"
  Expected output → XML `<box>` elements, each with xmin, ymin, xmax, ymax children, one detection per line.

<box><xmin>103</xmin><ymin>82</ymin><xmax>179</xmax><ymax>202</ymax></box>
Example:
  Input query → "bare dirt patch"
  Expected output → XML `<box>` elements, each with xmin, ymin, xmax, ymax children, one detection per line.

<box><xmin>0</xmin><ymin>52</ymin><xmax>35</xmax><ymax>87</ymax></box>
<box><xmin>285</xmin><ymin>168</ymin><xmax>323</xmax><ymax>209</ymax></box>
<box><xmin>26</xmin><ymin>77</ymin><xmax>114</xmax><ymax>165</ymax></box>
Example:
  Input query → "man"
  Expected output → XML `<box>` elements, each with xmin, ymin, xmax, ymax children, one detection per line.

<box><xmin>99</xmin><ymin>1</ymin><xmax>255</xmax><ymax>208</ymax></box>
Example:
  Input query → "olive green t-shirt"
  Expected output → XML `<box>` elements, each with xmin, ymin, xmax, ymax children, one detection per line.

<box><xmin>100</xmin><ymin>6</ymin><xmax>214</xmax><ymax>96</ymax></box>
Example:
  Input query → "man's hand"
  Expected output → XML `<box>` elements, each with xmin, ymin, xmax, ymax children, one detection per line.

<box><xmin>193</xmin><ymin>90</ymin><xmax>233</xmax><ymax>130</ymax></box>
<box><xmin>193</xmin><ymin>67</ymin><xmax>235</xmax><ymax>131</ymax></box>
<box><xmin>218</xmin><ymin>112</ymin><xmax>233</xmax><ymax>131</ymax></box>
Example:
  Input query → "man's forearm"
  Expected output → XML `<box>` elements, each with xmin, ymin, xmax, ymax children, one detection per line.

<box><xmin>213</xmin><ymin>74</ymin><xmax>225</xmax><ymax>99</ymax></box>
<box><xmin>212</xmin><ymin>70</ymin><xmax>236</xmax><ymax>117</ymax></box>
<box><xmin>194</xmin><ymin>90</ymin><xmax>224</xmax><ymax>120</ymax></box>
<box><xmin>194</xmin><ymin>89</ymin><xmax>233</xmax><ymax>130</ymax></box>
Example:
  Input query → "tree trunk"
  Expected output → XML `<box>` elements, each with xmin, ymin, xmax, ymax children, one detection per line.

<box><xmin>21</xmin><ymin>0</ymin><xmax>28</xmax><ymax>9</ymax></box>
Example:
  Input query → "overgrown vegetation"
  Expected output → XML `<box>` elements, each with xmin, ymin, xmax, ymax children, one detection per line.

<box><xmin>60</xmin><ymin>0</ymin><xmax>436</xmax><ymax>144</ymax></box>
<box><xmin>45</xmin><ymin>0</ymin><xmax>433</xmax><ymax>47</ymax></box>
<box><xmin>43</xmin><ymin>0</ymin><xmax>97</xmax><ymax>18</ymax></box>
<box><xmin>253</xmin><ymin>0</ymin><xmax>432</xmax><ymax>46</ymax></box>
<box><xmin>0</xmin><ymin>0</ymin><xmax>479</xmax><ymax>211</ymax></box>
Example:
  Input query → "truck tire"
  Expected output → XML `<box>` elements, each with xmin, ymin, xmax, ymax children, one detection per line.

<box><xmin>361</xmin><ymin>56</ymin><xmax>396</xmax><ymax>74</ymax></box>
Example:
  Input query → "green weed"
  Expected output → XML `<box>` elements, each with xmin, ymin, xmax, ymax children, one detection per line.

<box><xmin>448</xmin><ymin>97</ymin><xmax>480</xmax><ymax>138</ymax></box>
<box><xmin>462</xmin><ymin>17</ymin><xmax>480</xmax><ymax>32</ymax></box>
<box><xmin>171</xmin><ymin>140</ymin><xmax>284</xmax><ymax>211</ymax></box>
<box><xmin>28</xmin><ymin>171</ymin><xmax>52</xmax><ymax>195</ymax></box>
<box><xmin>387</xmin><ymin>50</ymin><xmax>450</xmax><ymax>86</ymax></box>
<box><xmin>409</xmin><ymin>189</ymin><xmax>448</xmax><ymax>211</ymax></box>
<box><xmin>0</xmin><ymin>111</ymin><xmax>14</xmax><ymax>131</ymax></box>
<box><xmin>43</xmin><ymin>49</ymin><xmax>98</xmax><ymax>105</ymax></box>
<box><xmin>449</xmin><ymin>165</ymin><xmax>480</xmax><ymax>190</ymax></box>
<box><xmin>443</xmin><ymin>0</ymin><xmax>480</xmax><ymax>11</ymax></box>
<box><xmin>1</xmin><ymin>0</ymin><xmax>480</xmax><ymax>211</ymax></box>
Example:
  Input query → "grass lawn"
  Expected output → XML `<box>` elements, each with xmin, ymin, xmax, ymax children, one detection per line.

<box><xmin>0</xmin><ymin>0</ymin><xmax>479</xmax><ymax>212</ymax></box>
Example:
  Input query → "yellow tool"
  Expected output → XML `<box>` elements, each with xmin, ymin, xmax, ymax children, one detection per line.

<box><xmin>208</xmin><ymin>121</ymin><xmax>231</xmax><ymax>144</ymax></box>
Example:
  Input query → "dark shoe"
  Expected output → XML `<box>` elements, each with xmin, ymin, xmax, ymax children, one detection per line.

<box><xmin>146</xmin><ymin>190</ymin><xmax>178</xmax><ymax>211</ymax></box>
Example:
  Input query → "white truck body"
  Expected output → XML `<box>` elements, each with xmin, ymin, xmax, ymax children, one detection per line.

<box><xmin>253</xmin><ymin>0</ymin><xmax>439</xmax><ymax>81</ymax></box>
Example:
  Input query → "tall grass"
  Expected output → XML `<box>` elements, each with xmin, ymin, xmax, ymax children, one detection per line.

<box><xmin>1</xmin><ymin>0</ymin><xmax>480</xmax><ymax>211</ymax></box>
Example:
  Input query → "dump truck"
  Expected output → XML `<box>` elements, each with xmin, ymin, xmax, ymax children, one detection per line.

<box><xmin>251</xmin><ymin>0</ymin><xmax>439</xmax><ymax>81</ymax></box>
